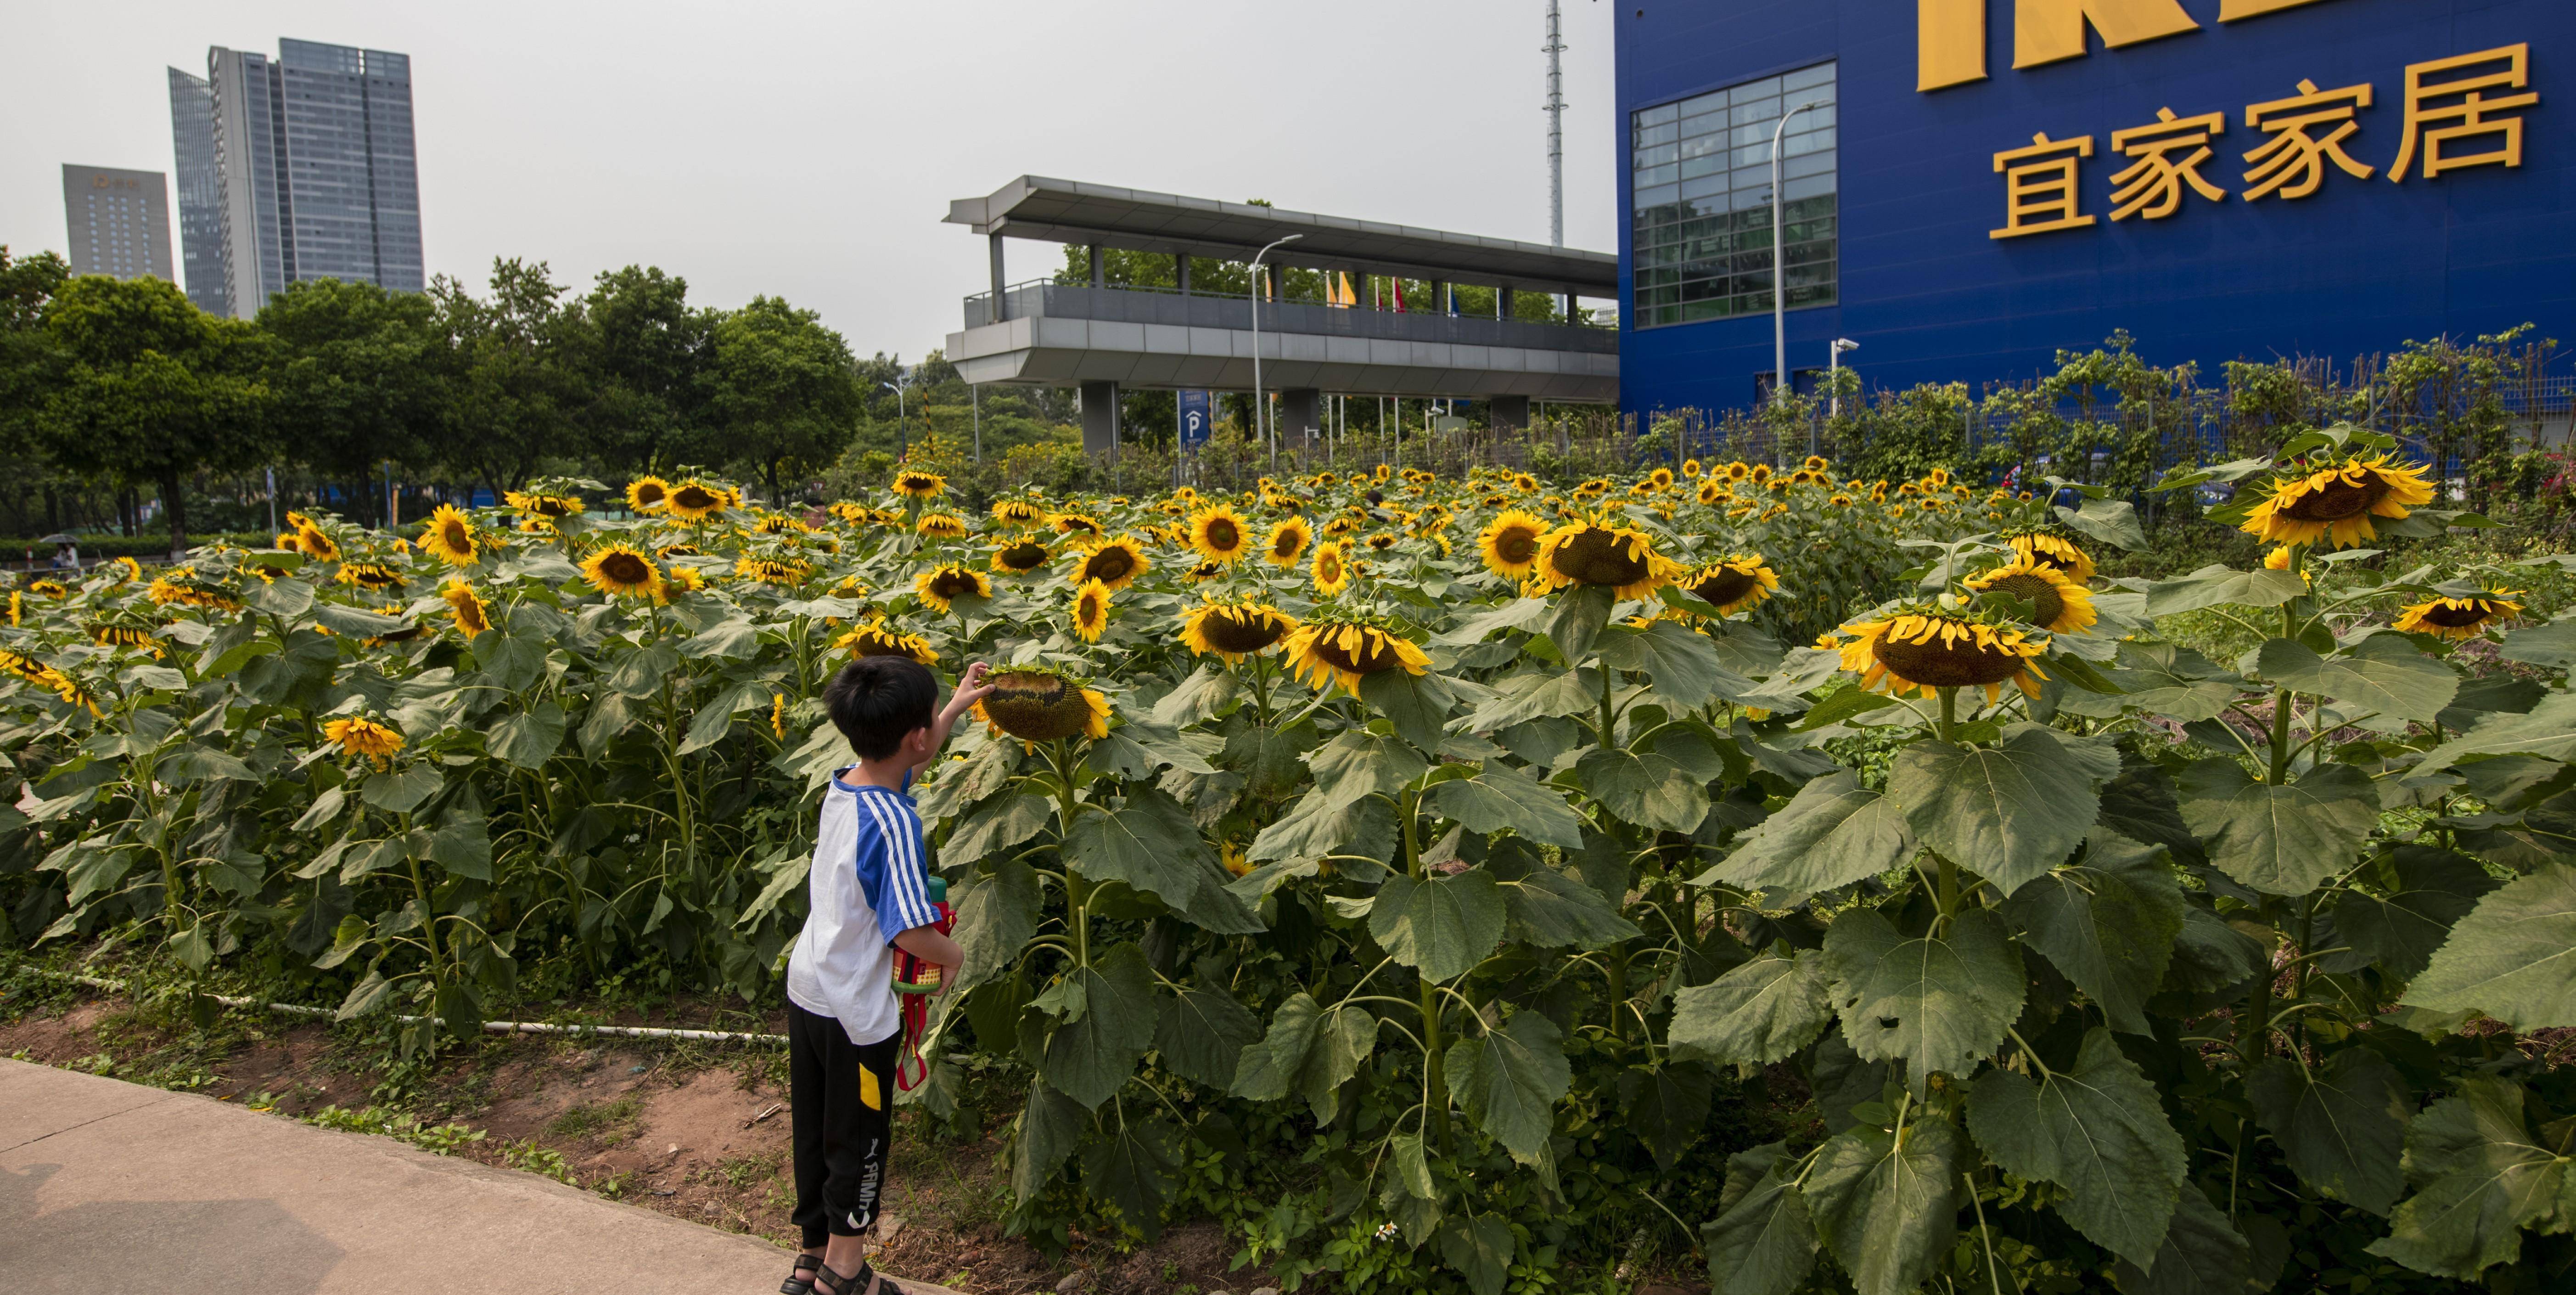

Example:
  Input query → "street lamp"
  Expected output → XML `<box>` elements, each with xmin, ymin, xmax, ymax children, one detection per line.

<box><xmin>1769</xmin><ymin>101</ymin><xmax>1824</xmax><ymax>412</ymax></box>
<box><xmin>1249</xmin><ymin>233</ymin><xmax>1304</xmax><ymax>469</ymax></box>
<box><xmin>1825</xmin><ymin>338</ymin><xmax>1860</xmax><ymax>451</ymax></box>
<box><xmin>880</xmin><ymin>375</ymin><xmax>909</xmax><ymax>459</ymax></box>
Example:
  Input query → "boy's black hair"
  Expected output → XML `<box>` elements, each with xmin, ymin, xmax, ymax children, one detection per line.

<box><xmin>824</xmin><ymin>657</ymin><xmax>937</xmax><ymax>761</ymax></box>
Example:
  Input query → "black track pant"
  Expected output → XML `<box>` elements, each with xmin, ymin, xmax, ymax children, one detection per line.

<box><xmin>787</xmin><ymin>1001</ymin><xmax>900</xmax><ymax>1248</ymax></box>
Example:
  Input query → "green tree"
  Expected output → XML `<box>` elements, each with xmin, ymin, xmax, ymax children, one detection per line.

<box><xmin>706</xmin><ymin>295</ymin><xmax>861</xmax><ymax>503</ymax></box>
<box><xmin>258</xmin><ymin>278</ymin><xmax>444</xmax><ymax>528</ymax></box>
<box><xmin>36</xmin><ymin>274</ymin><xmax>269</xmax><ymax>555</ymax></box>
<box><xmin>576</xmin><ymin>265</ymin><xmax>715</xmax><ymax>478</ymax></box>
<box><xmin>430</xmin><ymin>259</ymin><xmax>585</xmax><ymax>503</ymax></box>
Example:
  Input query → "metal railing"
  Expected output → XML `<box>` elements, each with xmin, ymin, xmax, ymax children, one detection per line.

<box><xmin>962</xmin><ymin>280</ymin><xmax>1618</xmax><ymax>355</ymax></box>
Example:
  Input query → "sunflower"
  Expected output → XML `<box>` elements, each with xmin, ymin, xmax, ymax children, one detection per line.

<box><xmin>1283</xmin><ymin>617</ymin><xmax>1431</xmax><ymax>695</ymax></box>
<box><xmin>834</xmin><ymin>620</ymin><xmax>938</xmax><ymax>664</ymax></box>
<box><xmin>991</xmin><ymin>537</ymin><xmax>1052</xmax><ymax>574</ymax></box>
<box><xmin>2006</xmin><ymin>531</ymin><xmax>2097</xmax><ymax>583</ymax></box>
<box><xmin>754</xmin><ymin>513</ymin><xmax>810</xmax><ymax>537</ymax></box>
<box><xmin>1311</xmin><ymin>541</ymin><xmax>1353</xmax><ymax>597</ymax></box>
<box><xmin>1180</xmin><ymin>600</ymin><xmax>1301</xmax><ymax>663</ymax></box>
<box><xmin>1053</xmin><ymin>513</ymin><xmax>1104</xmax><ymax>540</ymax></box>
<box><xmin>1682</xmin><ymin>458</ymin><xmax>1703</xmax><ymax>479</ymax></box>
<box><xmin>1476</xmin><ymin>510</ymin><xmax>1549</xmax><ymax>580</ymax></box>
<box><xmin>338</xmin><ymin>561</ymin><xmax>406</xmax><ymax>594</ymax></box>
<box><xmin>992</xmin><ymin>498</ymin><xmax>1049</xmax><ymax>527</ymax></box>
<box><xmin>1365</xmin><ymin>533</ymin><xmax>1399</xmax><ymax>552</ymax></box>
<box><xmin>1837</xmin><ymin>607</ymin><xmax>2051</xmax><ymax>704</ymax></box>
<box><xmin>1687</xmin><ymin>555</ymin><xmax>1781</xmax><ymax>616</ymax></box>
<box><xmin>1724</xmin><ymin>462</ymin><xmax>1752</xmax><ymax>483</ymax></box>
<box><xmin>735</xmin><ymin>557</ymin><xmax>811</xmax><ymax>586</ymax></box>
<box><xmin>1071</xmin><ymin>537</ymin><xmax>1149</xmax><ymax>591</ymax></box>
<box><xmin>917</xmin><ymin>512</ymin><xmax>970</xmax><ymax>539</ymax></box>
<box><xmin>5</xmin><ymin>591</ymin><xmax>15</xmax><ymax>626</ymax></box>
<box><xmin>1184</xmin><ymin>560</ymin><xmax>1225</xmax><ymax>582</ymax></box>
<box><xmin>505</xmin><ymin>490</ymin><xmax>584</xmax><ymax>521</ymax></box>
<box><xmin>1529</xmin><ymin>518</ymin><xmax>1685</xmax><ymax>599</ymax></box>
<box><xmin>625</xmin><ymin>476</ymin><xmax>670</xmax><ymax>513</ymax></box>
<box><xmin>1510</xmin><ymin>472</ymin><xmax>1540</xmax><ymax>492</ymax></box>
<box><xmin>975</xmin><ymin>667</ymin><xmax>1111</xmax><ymax>742</ymax></box>
<box><xmin>441</xmin><ymin>579</ymin><xmax>492</xmax><ymax>639</ymax></box>
<box><xmin>664</xmin><ymin>479</ymin><xmax>729</xmax><ymax>522</ymax></box>
<box><xmin>92</xmin><ymin>624</ymin><xmax>163</xmax><ymax>657</ymax></box>
<box><xmin>323</xmin><ymin>715</ymin><xmax>405</xmax><ymax>767</ymax></box>
<box><xmin>892</xmin><ymin>469</ymin><xmax>948</xmax><ymax>501</ymax></box>
<box><xmin>1647</xmin><ymin>467</ymin><xmax>1675</xmax><ymax>492</ymax></box>
<box><xmin>2240</xmin><ymin>453</ymin><xmax>2437</xmax><ymax>549</ymax></box>
<box><xmin>1187</xmin><ymin>504</ymin><xmax>1254</xmax><ymax>565</ymax></box>
<box><xmin>1265</xmin><ymin>517</ymin><xmax>1313</xmax><ymax>567</ymax></box>
<box><xmin>913</xmin><ymin>564</ymin><xmax>992</xmax><ymax>613</ymax></box>
<box><xmin>771</xmin><ymin>693</ymin><xmax>786</xmax><ymax>740</ymax></box>
<box><xmin>1964</xmin><ymin>555</ymin><xmax>2098</xmax><ymax>634</ymax></box>
<box><xmin>2394</xmin><ymin>590</ymin><xmax>2523</xmax><ymax>641</ymax></box>
<box><xmin>28</xmin><ymin>579</ymin><xmax>67</xmax><ymax>599</ymax></box>
<box><xmin>1069</xmin><ymin>579</ymin><xmax>1115</xmax><ymax>643</ymax></box>
<box><xmin>1221</xmin><ymin>841</ymin><xmax>1253</xmax><ymax>878</ymax></box>
<box><xmin>581</xmin><ymin>545</ymin><xmax>665</xmax><ymax>599</ymax></box>
<box><xmin>417</xmin><ymin>504</ymin><xmax>479</xmax><ymax>566</ymax></box>
<box><xmin>146</xmin><ymin>568</ymin><xmax>242</xmax><ymax>612</ymax></box>
<box><xmin>666</xmin><ymin>565</ymin><xmax>706</xmax><ymax>594</ymax></box>
<box><xmin>828</xmin><ymin>501</ymin><xmax>867</xmax><ymax>524</ymax></box>
<box><xmin>0</xmin><ymin>650</ymin><xmax>89</xmax><ymax>712</ymax></box>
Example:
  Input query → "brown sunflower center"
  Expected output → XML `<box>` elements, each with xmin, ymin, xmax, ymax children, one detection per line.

<box><xmin>598</xmin><ymin>552</ymin><xmax>653</xmax><ymax>585</ymax></box>
<box><xmin>1692</xmin><ymin>569</ymin><xmax>1760</xmax><ymax>608</ymax></box>
<box><xmin>930</xmin><ymin>570</ymin><xmax>980</xmax><ymax>599</ymax></box>
<box><xmin>2280</xmin><ymin>474</ymin><xmax>2389</xmax><ymax>522</ymax></box>
<box><xmin>1000</xmin><ymin>541</ymin><xmax>1048</xmax><ymax>570</ymax></box>
<box><xmin>1206</xmin><ymin>519</ymin><xmax>1241</xmax><ymax>550</ymax></box>
<box><xmin>1078</xmin><ymin>591</ymin><xmax>1104</xmax><ymax>621</ymax></box>
<box><xmin>1549</xmin><ymin>528</ymin><xmax>1650</xmax><ymax>587</ymax></box>
<box><xmin>634</xmin><ymin>482</ymin><xmax>666</xmax><ymax>506</ymax></box>
<box><xmin>1085</xmin><ymin>548</ymin><xmax>1136</xmax><ymax>583</ymax></box>
<box><xmin>534</xmin><ymin>497</ymin><xmax>573</xmax><ymax>517</ymax></box>
<box><xmin>1203</xmin><ymin>611</ymin><xmax>1287</xmax><ymax>654</ymax></box>
<box><xmin>2423</xmin><ymin>601</ymin><xmax>2496</xmax><ymax>628</ymax></box>
<box><xmin>1493</xmin><ymin>526</ymin><xmax>1539</xmax><ymax>564</ymax></box>
<box><xmin>1310</xmin><ymin>631</ymin><xmax>1405</xmax><ymax>677</ymax></box>
<box><xmin>672</xmin><ymin>486</ymin><xmax>718</xmax><ymax>510</ymax></box>
<box><xmin>1271</xmin><ymin>530</ymin><xmax>1302</xmax><ymax>558</ymax></box>
<box><xmin>982</xmin><ymin>672</ymin><xmax>1092</xmax><ymax>740</ymax></box>
<box><xmin>1985</xmin><ymin>573</ymin><xmax>2065</xmax><ymax>629</ymax></box>
<box><xmin>1318</xmin><ymin>551</ymin><xmax>1344</xmax><ymax>581</ymax></box>
<box><xmin>1875</xmin><ymin>632</ymin><xmax>2029</xmax><ymax>687</ymax></box>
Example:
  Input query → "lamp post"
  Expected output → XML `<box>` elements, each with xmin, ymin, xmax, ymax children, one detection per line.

<box><xmin>880</xmin><ymin>375</ymin><xmax>909</xmax><ymax>459</ymax></box>
<box><xmin>1249</xmin><ymin>233</ymin><xmax>1303</xmax><ymax>469</ymax></box>
<box><xmin>1769</xmin><ymin>101</ymin><xmax>1823</xmax><ymax>411</ymax></box>
<box><xmin>1825</xmin><ymin>338</ymin><xmax>1860</xmax><ymax>455</ymax></box>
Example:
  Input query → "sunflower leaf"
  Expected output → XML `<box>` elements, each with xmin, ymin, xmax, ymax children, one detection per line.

<box><xmin>1422</xmin><ymin>760</ymin><xmax>1586</xmax><ymax>849</ymax></box>
<box><xmin>2245</xmin><ymin>1048</ymin><xmax>2409</xmax><ymax>1216</ymax></box>
<box><xmin>2144</xmin><ymin>564</ymin><xmax>2308</xmax><ymax>617</ymax></box>
<box><xmin>487</xmin><ymin>702</ymin><xmax>567</xmax><ymax>770</ymax></box>
<box><xmin>1802</xmin><ymin>1117</ymin><xmax>1963</xmax><ymax>1295</ymax></box>
<box><xmin>2416</xmin><ymin>693</ymin><xmax>2576</xmax><ymax>773</ymax></box>
<box><xmin>1891</xmin><ymin>727</ymin><xmax>2098</xmax><ymax>898</ymax></box>
<box><xmin>1576</xmin><ymin>745</ymin><xmax>1711</xmax><ymax>833</ymax></box>
<box><xmin>1462</xmin><ymin>668</ymin><xmax>1600</xmax><ymax>734</ymax></box>
<box><xmin>1700</xmin><ymin>770</ymin><xmax>1914</xmax><ymax>895</ymax></box>
<box><xmin>1965</xmin><ymin>1027</ymin><xmax>2186</xmax><ymax>1267</ymax></box>
<box><xmin>2177</xmin><ymin>759</ymin><xmax>2379</xmax><ymax>897</ymax></box>
<box><xmin>2402</xmin><ymin>861</ymin><xmax>2576</xmax><ymax>1030</ymax></box>
<box><xmin>1038</xmin><ymin>942</ymin><xmax>1158</xmax><ymax>1109</ymax></box>
<box><xmin>1358</xmin><ymin>668</ymin><xmax>1456</xmax><ymax>752</ymax></box>
<box><xmin>1669</xmin><ymin>951</ymin><xmax>1834</xmax><ymax>1067</ymax></box>
<box><xmin>1822</xmin><ymin>907</ymin><xmax>2023</xmax><ymax>1089</ymax></box>
<box><xmin>1700</xmin><ymin>1153</ymin><xmax>1818</xmax><ymax>1295</ymax></box>
<box><xmin>2366</xmin><ymin>1074</ymin><xmax>2568</xmax><ymax>1278</ymax></box>
<box><xmin>1998</xmin><ymin>833</ymin><xmax>2184</xmax><ymax>1035</ymax></box>
<box><xmin>1444</xmin><ymin>1008</ymin><xmax>1571</xmax><ymax>1164</ymax></box>
<box><xmin>1370</xmin><ymin>871</ymin><xmax>1507</xmax><ymax>984</ymax></box>
<box><xmin>1066</xmin><ymin>787</ymin><xmax>1262</xmax><ymax>934</ymax></box>
<box><xmin>1543</xmin><ymin>583</ymin><xmax>1618</xmax><ymax>663</ymax></box>
<box><xmin>2257</xmin><ymin>636</ymin><xmax>2457</xmax><ymax>723</ymax></box>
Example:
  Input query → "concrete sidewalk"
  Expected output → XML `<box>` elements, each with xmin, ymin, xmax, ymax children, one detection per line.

<box><xmin>1</xmin><ymin>1059</ymin><xmax>959</xmax><ymax>1295</ymax></box>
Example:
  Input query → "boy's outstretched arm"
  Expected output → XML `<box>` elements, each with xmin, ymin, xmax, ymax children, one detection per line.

<box><xmin>926</xmin><ymin>661</ymin><xmax>994</xmax><ymax>760</ymax></box>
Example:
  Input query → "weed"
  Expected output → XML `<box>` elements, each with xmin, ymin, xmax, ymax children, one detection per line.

<box><xmin>304</xmin><ymin>1104</ymin><xmax>488</xmax><ymax>1157</ymax></box>
<box><xmin>720</xmin><ymin>1152</ymin><xmax>780</xmax><ymax>1191</ymax></box>
<box><xmin>499</xmin><ymin>1137</ymin><xmax>579</xmax><ymax>1186</ymax></box>
<box><xmin>546</xmin><ymin>1092</ymin><xmax>643</xmax><ymax>1144</ymax></box>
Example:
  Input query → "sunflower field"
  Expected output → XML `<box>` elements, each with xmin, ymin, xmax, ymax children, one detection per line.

<box><xmin>5</xmin><ymin>424</ymin><xmax>2576</xmax><ymax>1295</ymax></box>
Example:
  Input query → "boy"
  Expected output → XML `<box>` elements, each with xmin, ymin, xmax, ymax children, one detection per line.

<box><xmin>781</xmin><ymin>656</ymin><xmax>990</xmax><ymax>1295</ymax></box>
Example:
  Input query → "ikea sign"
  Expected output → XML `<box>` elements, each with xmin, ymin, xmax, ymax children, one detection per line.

<box><xmin>1613</xmin><ymin>0</ymin><xmax>2571</xmax><ymax>416</ymax></box>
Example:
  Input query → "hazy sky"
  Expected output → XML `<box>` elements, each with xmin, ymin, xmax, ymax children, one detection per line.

<box><xmin>6</xmin><ymin>0</ymin><xmax>1619</xmax><ymax>360</ymax></box>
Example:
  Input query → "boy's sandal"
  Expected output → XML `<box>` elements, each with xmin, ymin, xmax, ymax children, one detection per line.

<box><xmin>814</xmin><ymin>1261</ymin><xmax>904</xmax><ymax>1295</ymax></box>
<box><xmin>779</xmin><ymin>1253</ymin><xmax>822</xmax><ymax>1295</ymax></box>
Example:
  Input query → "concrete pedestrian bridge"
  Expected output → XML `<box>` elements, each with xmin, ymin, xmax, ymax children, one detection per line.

<box><xmin>942</xmin><ymin>176</ymin><xmax>1621</xmax><ymax>449</ymax></box>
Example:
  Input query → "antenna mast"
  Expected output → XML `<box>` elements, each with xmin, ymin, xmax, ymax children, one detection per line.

<box><xmin>1544</xmin><ymin>0</ymin><xmax>1566</xmax><ymax>248</ymax></box>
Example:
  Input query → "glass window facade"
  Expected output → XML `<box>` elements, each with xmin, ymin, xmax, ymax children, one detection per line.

<box><xmin>1629</xmin><ymin>62</ymin><xmax>1837</xmax><ymax>329</ymax></box>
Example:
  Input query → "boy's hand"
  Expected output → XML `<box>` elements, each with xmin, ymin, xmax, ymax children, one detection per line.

<box><xmin>955</xmin><ymin>661</ymin><xmax>994</xmax><ymax>708</ymax></box>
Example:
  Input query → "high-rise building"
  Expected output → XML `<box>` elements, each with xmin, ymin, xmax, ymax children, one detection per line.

<box><xmin>60</xmin><ymin>165</ymin><xmax>174</xmax><ymax>282</ymax></box>
<box><xmin>166</xmin><ymin>68</ymin><xmax>227</xmax><ymax>314</ymax></box>
<box><xmin>177</xmin><ymin>37</ymin><xmax>423</xmax><ymax>318</ymax></box>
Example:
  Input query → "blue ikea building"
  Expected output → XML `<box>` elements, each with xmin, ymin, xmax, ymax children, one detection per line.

<box><xmin>1613</xmin><ymin>0</ymin><xmax>2576</xmax><ymax>416</ymax></box>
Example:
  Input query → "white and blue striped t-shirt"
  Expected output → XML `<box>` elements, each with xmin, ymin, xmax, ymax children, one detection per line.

<box><xmin>784</xmin><ymin>769</ymin><xmax>944</xmax><ymax>1046</ymax></box>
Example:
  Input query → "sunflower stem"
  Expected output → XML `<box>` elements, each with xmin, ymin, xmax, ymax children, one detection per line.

<box><xmin>1937</xmin><ymin>686</ymin><xmax>1958</xmax><ymax>743</ymax></box>
<box><xmin>1401</xmin><ymin>786</ymin><xmax>1447</xmax><ymax>1152</ymax></box>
